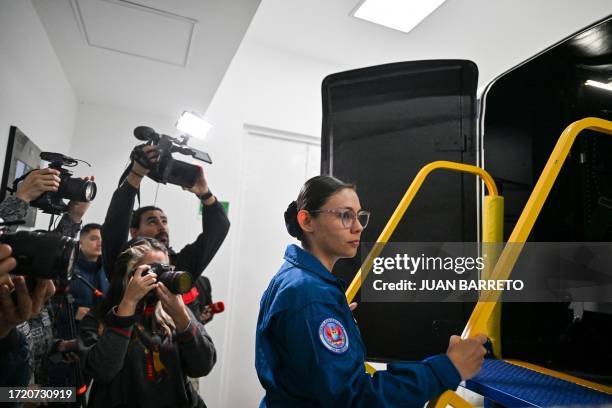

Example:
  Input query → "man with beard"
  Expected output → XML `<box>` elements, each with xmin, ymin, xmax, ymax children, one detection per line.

<box><xmin>101</xmin><ymin>145</ymin><xmax>230</xmax><ymax>320</ymax></box>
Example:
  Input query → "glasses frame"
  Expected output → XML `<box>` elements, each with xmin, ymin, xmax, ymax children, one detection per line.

<box><xmin>308</xmin><ymin>208</ymin><xmax>371</xmax><ymax>229</ymax></box>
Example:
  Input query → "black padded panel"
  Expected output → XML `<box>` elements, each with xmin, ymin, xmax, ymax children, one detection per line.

<box><xmin>321</xmin><ymin>60</ymin><xmax>478</xmax><ymax>361</ymax></box>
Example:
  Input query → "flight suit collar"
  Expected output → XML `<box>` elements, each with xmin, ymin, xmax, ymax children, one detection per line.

<box><xmin>284</xmin><ymin>244</ymin><xmax>343</xmax><ymax>287</ymax></box>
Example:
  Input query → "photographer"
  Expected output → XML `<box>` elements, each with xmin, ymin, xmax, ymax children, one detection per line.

<box><xmin>0</xmin><ymin>243</ymin><xmax>55</xmax><ymax>388</ymax></box>
<box><xmin>78</xmin><ymin>238</ymin><xmax>216</xmax><ymax>408</ymax></box>
<box><xmin>102</xmin><ymin>145</ymin><xmax>230</xmax><ymax>320</ymax></box>
<box><xmin>0</xmin><ymin>167</ymin><xmax>90</xmax><ymax>390</ymax></box>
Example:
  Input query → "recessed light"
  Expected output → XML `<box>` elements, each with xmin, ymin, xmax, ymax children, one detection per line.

<box><xmin>352</xmin><ymin>0</ymin><xmax>447</xmax><ymax>33</ymax></box>
<box><xmin>585</xmin><ymin>79</ymin><xmax>612</xmax><ymax>92</ymax></box>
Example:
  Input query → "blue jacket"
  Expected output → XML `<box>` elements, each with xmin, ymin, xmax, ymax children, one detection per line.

<box><xmin>255</xmin><ymin>244</ymin><xmax>461</xmax><ymax>407</ymax></box>
<box><xmin>69</xmin><ymin>253</ymin><xmax>109</xmax><ymax>311</ymax></box>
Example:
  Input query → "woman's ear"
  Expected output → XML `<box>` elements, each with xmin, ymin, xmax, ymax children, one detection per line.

<box><xmin>297</xmin><ymin>210</ymin><xmax>314</xmax><ymax>233</ymax></box>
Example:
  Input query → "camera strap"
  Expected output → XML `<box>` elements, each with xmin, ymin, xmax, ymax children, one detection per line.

<box><xmin>118</xmin><ymin>163</ymin><xmax>142</xmax><ymax>206</ymax></box>
<box><xmin>118</xmin><ymin>144</ymin><xmax>159</xmax><ymax>206</ymax></box>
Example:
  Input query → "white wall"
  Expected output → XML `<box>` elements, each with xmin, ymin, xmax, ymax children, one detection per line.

<box><xmin>0</xmin><ymin>0</ymin><xmax>78</xmax><ymax>229</ymax></box>
<box><xmin>68</xmin><ymin>103</ymin><xmax>178</xmax><ymax>227</ymax></box>
<box><xmin>0</xmin><ymin>0</ymin><xmax>77</xmax><ymax>157</ymax></box>
<box><xmin>192</xmin><ymin>40</ymin><xmax>338</xmax><ymax>407</ymax></box>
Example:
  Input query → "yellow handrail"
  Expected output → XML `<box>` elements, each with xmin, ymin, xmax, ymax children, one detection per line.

<box><xmin>345</xmin><ymin>160</ymin><xmax>500</xmax><ymax>303</ymax></box>
<box><xmin>463</xmin><ymin>117</ymin><xmax>612</xmax><ymax>338</ymax></box>
<box><xmin>427</xmin><ymin>390</ymin><xmax>473</xmax><ymax>408</ymax></box>
<box><xmin>346</xmin><ymin>161</ymin><xmax>502</xmax><ymax>388</ymax></box>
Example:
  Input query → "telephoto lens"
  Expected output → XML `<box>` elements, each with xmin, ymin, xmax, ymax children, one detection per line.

<box><xmin>146</xmin><ymin>263</ymin><xmax>193</xmax><ymax>294</ymax></box>
<box><xmin>59</xmin><ymin>175</ymin><xmax>97</xmax><ymax>202</ymax></box>
<box><xmin>0</xmin><ymin>230</ymin><xmax>78</xmax><ymax>283</ymax></box>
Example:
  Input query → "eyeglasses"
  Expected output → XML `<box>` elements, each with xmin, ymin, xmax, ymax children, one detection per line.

<box><xmin>309</xmin><ymin>208</ymin><xmax>370</xmax><ymax>229</ymax></box>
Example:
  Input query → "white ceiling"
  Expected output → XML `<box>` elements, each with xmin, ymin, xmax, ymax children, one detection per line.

<box><xmin>33</xmin><ymin>0</ymin><xmax>611</xmax><ymax>117</ymax></box>
<box><xmin>32</xmin><ymin>0</ymin><xmax>261</xmax><ymax>116</ymax></box>
<box><xmin>247</xmin><ymin>0</ymin><xmax>611</xmax><ymax>88</ymax></box>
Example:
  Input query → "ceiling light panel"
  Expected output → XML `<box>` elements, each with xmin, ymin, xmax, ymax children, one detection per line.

<box><xmin>352</xmin><ymin>0</ymin><xmax>447</xmax><ymax>33</ymax></box>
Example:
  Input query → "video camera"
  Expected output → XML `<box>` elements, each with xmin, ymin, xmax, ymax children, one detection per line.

<box><xmin>27</xmin><ymin>152</ymin><xmax>97</xmax><ymax>215</ymax></box>
<box><xmin>133</xmin><ymin>126</ymin><xmax>212</xmax><ymax>189</ymax></box>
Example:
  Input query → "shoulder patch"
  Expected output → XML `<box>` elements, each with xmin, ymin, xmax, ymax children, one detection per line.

<box><xmin>318</xmin><ymin>318</ymin><xmax>349</xmax><ymax>353</ymax></box>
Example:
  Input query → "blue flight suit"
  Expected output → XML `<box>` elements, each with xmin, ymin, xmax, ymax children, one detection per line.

<box><xmin>256</xmin><ymin>244</ymin><xmax>461</xmax><ymax>407</ymax></box>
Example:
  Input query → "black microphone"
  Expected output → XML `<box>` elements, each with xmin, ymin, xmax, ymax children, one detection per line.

<box><xmin>133</xmin><ymin>126</ymin><xmax>159</xmax><ymax>142</ymax></box>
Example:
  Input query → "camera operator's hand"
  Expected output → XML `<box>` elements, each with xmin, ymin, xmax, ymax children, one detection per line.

<box><xmin>200</xmin><ymin>307</ymin><xmax>213</xmax><ymax>324</ymax></box>
<box><xmin>116</xmin><ymin>265</ymin><xmax>157</xmax><ymax>316</ymax></box>
<box><xmin>75</xmin><ymin>306</ymin><xmax>90</xmax><ymax>321</ymax></box>
<box><xmin>15</xmin><ymin>168</ymin><xmax>61</xmax><ymax>203</ymax></box>
<box><xmin>0</xmin><ymin>244</ymin><xmax>17</xmax><ymax>287</ymax></box>
<box><xmin>57</xmin><ymin>339</ymin><xmax>80</xmax><ymax>363</ymax></box>
<box><xmin>156</xmin><ymin>282</ymin><xmax>190</xmax><ymax>331</ymax></box>
<box><xmin>127</xmin><ymin>145</ymin><xmax>159</xmax><ymax>188</ymax></box>
<box><xmin>30</xmin><ymin>278</ymin><xmax>56</xmax><ymax>316</ymax></box>
<box><xmin>0</xmin><ymin>277</ymin><xmax>55</xmax><ymax>339</ymax></box>
<box><xmin>186</xmin><ymin>166</ymin><xmax>215</xmax><ymax>205</ymax></box>
<box><xmin>446</xmin><ymin>334</ymin><xmax>488</xmax><ymax>381</ymax></box>
<box><xmin>67</xmin><ymin>177</ymin><xmax>93</xmax><ymax>223</ymax></box>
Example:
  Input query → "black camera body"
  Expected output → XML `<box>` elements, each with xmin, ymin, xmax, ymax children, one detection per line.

<box><xmin>29</xmin><ymin>152</ymin><xmax>97</xmax><ymax>215</ymax></box>
<box><xmin>144</xmin><ymin>262</ymin><xmax>193</xmax><ymax>295</ymax></box>
<box><xmin>133</xmin><ymin>126</ymin><xmax>212</xmax><ymax>189</ymax></box>
<box><xmin>0</xmin><ymin>229</ymin><xmax>78</xmax><ymax>285</ymax></box>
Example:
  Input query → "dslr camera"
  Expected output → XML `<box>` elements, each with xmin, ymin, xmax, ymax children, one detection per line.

<box><xmin>144</xmin><ymin>263</ymin><xmax>193</xmax><ymax>295</ymax></box>
<box><xmin>133</xmin><ymin>126</ymin><xmax>212</xmax><ymax>189</ymax></box>
<box><xmin>27</xmin><ymin>152</ymin><xmax>97</xmax><ymax>215</ymax></box>
<box><xmin>0</xmin><ymin>224</ymin><xmax>79</xmax><ymax>286</ymax></box>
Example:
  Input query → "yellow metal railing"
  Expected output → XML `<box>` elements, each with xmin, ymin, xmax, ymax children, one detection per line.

<box><xmin>356</xmin><ymin>118</ymin><xmax>612</xmax><ymax>406</ymax></box>
<box><xmin>426</xmin><ymin>390</ymin><xmax>474</xmax><ymax>408</ymax></box>
<box><xmin>345</xmin><ymin>161</ymin><xmax>501</xmax><ymax>303</ymax></box>
<box><xmin>345</xmin><ymin>161</ymin><xmax>503</xmax><ymax>379</ymax></box>
<box><xmin>463</xmin><ymin>117</ymin><xmax>612</xmax><ymax>340</ymax></box>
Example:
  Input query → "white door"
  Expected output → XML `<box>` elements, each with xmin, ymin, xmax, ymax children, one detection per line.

<box><xmin>218</xmin><ymin>126</ymin><xmax>320</xmax><ymax>407</ymax></box>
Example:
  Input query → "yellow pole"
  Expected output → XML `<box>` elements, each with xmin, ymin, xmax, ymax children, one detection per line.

<box><xmin>481</xmin><ymin>195</ymin><xmax>504</xmax><ymax>356</ymax></box>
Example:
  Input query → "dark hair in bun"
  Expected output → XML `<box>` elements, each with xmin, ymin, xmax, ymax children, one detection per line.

<box><xmin>284</xmin><ymin>175</ymin><xmax>355</xmax><ymax>247</ymax></box>
<box><xmin>284</xmin><ymin>201</ymin><xmax>303</xmax><ymax>240</ymax></box>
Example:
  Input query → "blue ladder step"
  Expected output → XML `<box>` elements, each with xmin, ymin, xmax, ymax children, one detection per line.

<box><xmin>464</xmin><ymin>359</ymin><xmax>612</xmax><ymax>407</ymax></box>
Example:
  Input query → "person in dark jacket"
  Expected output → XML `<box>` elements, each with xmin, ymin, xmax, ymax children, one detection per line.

<box><xmin>256</xmin><ymin>176</ymin><xmax>488</xmax><ymax>407</ymax></box>
<box><xmin>70</xmin><ymin>223</ymin><xmax>109</xmax><ymax>320</ymax></box>
<box><xmin>0</xmin><ymin>168</ymin><xmax>68</xmax><ymax>389</ymax></box>
<box><xmin>48</xmin><ymin>222</ymin><xmax>108</xmax><ymax>396</ymax></box>
<box><xmin>101</xmin><ymin>145</ymin><xmax>230</xmax><ymax>320</ymax></box>
<box><xmin>78</xmin><ymin>237</ymin><xmax>216</xmax><ymax>408</ymax></box>
<box><xmin>0</xmin><ymin>242</ymin><xmax>32</xmax><ymax>389</ymax></box>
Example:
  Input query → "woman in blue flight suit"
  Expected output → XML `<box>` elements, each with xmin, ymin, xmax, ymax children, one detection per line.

<box><xmin>256</xmin><ymin>175</ymin><xmax>487</xmax><ymax>407</ymax></box>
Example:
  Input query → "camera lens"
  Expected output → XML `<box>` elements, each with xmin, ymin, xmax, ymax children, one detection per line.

<box><xmin>0</xmin><ymin>231</ymin><xmax>78</xmax><ymax>282</ymax></box>
<box><xmin>158</xmin><ymin>270</ymin><xmax>193</xmax><ymax>294</ymax></box>
<box><xmin>84</xmin><ymin>182</ymin><xmax>97</xmax><ymax>201</ymax></box>
<box><xmin>59</xmin><ymin>177</ymin><xmax>97</xmax><ymax>202</ymax></box>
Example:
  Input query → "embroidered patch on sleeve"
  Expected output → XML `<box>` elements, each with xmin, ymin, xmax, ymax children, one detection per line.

<box><xmin>318</xmin><ymin>318</ymin><xmax>349</xmax><ymax>354</ymax></box>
